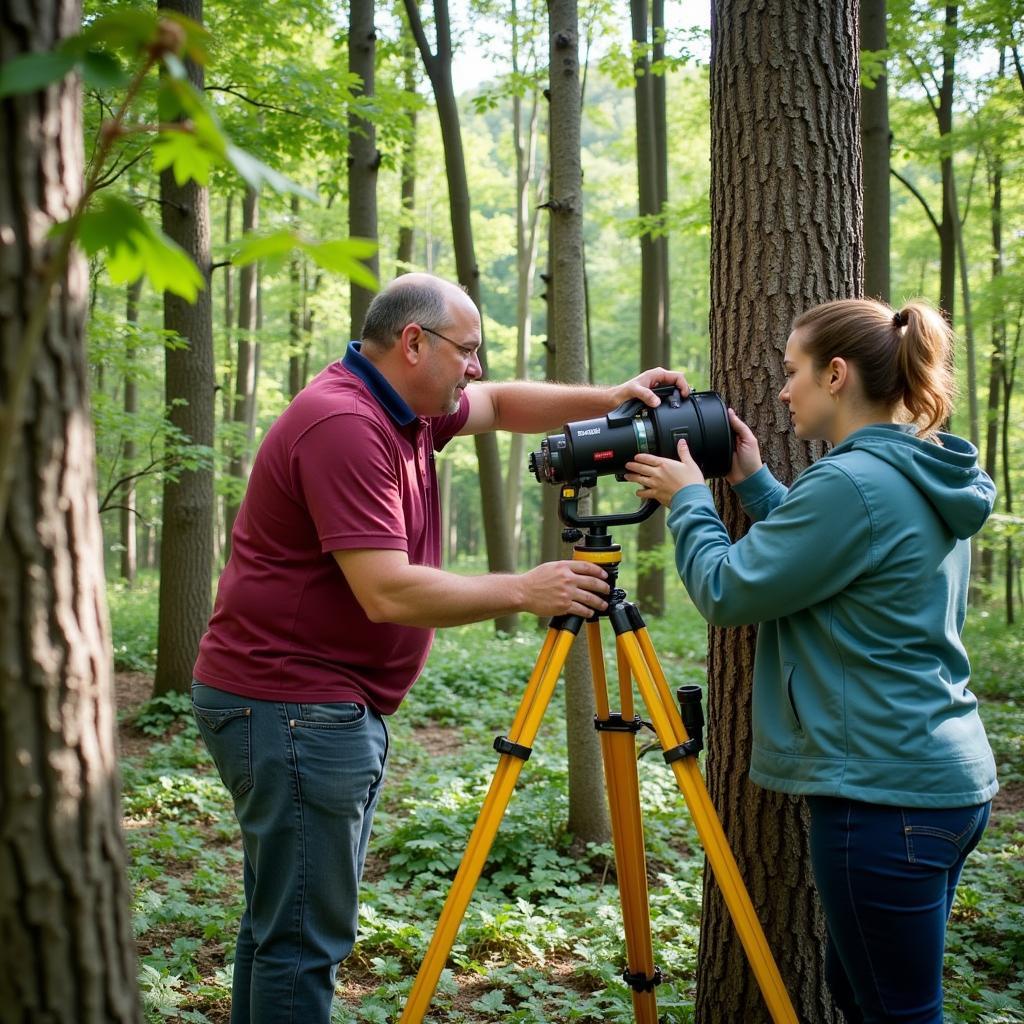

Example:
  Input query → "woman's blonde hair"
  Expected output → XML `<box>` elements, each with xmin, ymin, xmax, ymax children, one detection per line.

<box><xmin>792</xmin><ymin>298</ymin><xmax>955</xmax><ymax>438</ymax></box>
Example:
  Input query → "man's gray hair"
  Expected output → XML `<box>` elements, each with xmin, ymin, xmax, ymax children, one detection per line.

<box><xmin>361</xmin><ymin>279</ymin><xmax>452</xmax><ymax>348</ymax></box>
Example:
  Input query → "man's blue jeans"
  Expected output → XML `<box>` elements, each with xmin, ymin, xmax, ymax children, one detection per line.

<box><xmin>191</xmin><ymin>682</ymin><xmax>389</xmax><ymax>1024</ymax></box>
<box><xmin>807</xmin><ymin>796</ymin><xmax>990</xmax><ymax>1024</ymax></box>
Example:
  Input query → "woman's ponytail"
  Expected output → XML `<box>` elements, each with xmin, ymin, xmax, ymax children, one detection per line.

<box><xmin>894</xmin><ymin>301</ymin><xmax>955</xmax><ymax>438</ymax></box>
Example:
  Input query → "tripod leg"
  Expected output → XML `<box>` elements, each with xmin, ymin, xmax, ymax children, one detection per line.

<box><xmin>398</xmin><ymin>624</ymin><xmax>580</xmax><ymax>1024</ymax></box>
<box><xmin>617</xmin><ymin>625</ymin><xmax>799</xmax><ymax>1024</ymax></box>
<box><xmin>587</xmin><ymin>621</ymin><xmax>660</xmax><ymax>1024</ymax></box>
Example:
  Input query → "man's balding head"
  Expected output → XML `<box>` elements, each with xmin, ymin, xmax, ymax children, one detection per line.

<box><xmin>361</xmin><ymin>274</ymin><xmax>476</xmax><ymax>349</ymax></box>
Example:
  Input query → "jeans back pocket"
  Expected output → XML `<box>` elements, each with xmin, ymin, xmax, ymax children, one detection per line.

<box><xmin>192</xmin><ymin>697</ymin><xmax>254</xmax><ymax>799</ymax></box>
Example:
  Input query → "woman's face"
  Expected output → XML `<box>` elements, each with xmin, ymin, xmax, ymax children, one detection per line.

<box><xmin>779</xmin><ymin>330</ymin><xmax>834</xmax><ymax>441</ymax></box>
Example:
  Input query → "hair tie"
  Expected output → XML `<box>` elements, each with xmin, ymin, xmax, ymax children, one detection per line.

<box><xmin>893</xmin><ymin>309</ymin><xmax>908</xmax><ymax>329</ymax></box>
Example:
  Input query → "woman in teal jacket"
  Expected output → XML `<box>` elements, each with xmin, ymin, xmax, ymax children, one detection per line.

<box><xmin>624</xmin><ymin>298</ymin><xmax>997</xmax><ymax>1024</ymax></box>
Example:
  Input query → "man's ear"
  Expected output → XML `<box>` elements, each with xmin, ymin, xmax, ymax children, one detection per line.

<box><xmin>399</xmin><ymin>323</ymin><xmax>426</xmax><ymax>365</ymax></box>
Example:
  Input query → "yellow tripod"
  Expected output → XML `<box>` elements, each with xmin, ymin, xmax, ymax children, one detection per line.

<box><xmin>398</xmin><ymin>522</ymin><xmax>798</xmax><ymax>1024</ymax></box>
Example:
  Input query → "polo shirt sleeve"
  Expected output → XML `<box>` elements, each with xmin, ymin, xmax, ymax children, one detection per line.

<box><xmin>429</xmin><ymin>390</ymin><xmax>471</xmax><ymax>451</ymax></box>
<box><xmin>290</xmin><ymin>413</ymin><xmax>409</xmax><ymax>554</ymax></box>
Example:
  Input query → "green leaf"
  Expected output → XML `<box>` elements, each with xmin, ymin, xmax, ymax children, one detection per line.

<box><xmin>231</xmin><ymin>230</ymin><xmax>302</xmax><ymax>267</ymax></box>
<box><xmin>78</xmin><ymin>197</ymin><xmax>204</xmax><ymax>302</ymax></box>
<box><xmin>224</xmin><ymin>144</ymin><xmax>317</xmax><ymax>200</ymax></box>
<box><xmin>231</xmin><ymin>232</ymin><xmax>378</xmax><ymax>292</ymax></box>
<box><xmin>302</xmin><ymin>239</ymin><xmax>379</xmax><ymax>290</ymax></box>
<box><xmin>81</xmin><ymin>49</ymin><xmax>128</xmax><ymax>90</ymax></box>
<box><xmin>0</xmin><ymin>52</ymin><xmax>76</xmax><ymax>97</ymax></box>
<box><xmin>74</xmin><ymin>11</ymin><xmax>160</xmax><ymax>56</ymax></box>
<box><xmin>152</xmin><ymin>130</ymin><xmax>214</xmax><ymax>187</ymax></box>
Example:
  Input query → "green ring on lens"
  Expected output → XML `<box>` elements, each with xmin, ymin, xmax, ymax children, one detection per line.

<box><xmin>633</xmin><ymin>418</ymin><xmax>651</xmax><ymax>454</ymax></box>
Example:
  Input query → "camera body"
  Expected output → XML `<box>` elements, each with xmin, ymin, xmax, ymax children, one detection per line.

<box><xmin>529</xmin><ymin>386</ymin><xmax>734</xmax><ymax>488</ymax></box>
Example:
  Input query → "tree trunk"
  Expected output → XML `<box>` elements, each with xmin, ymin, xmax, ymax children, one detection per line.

<box><xmin>548</xmin><ymin>0</ymin><xmax>611</xmax><ymax>846</ymax></box>
<box><xmin>861</xmin><ymin>0</ymin><xmax>890</xmax><ymax>302</ymax></box>
<box><xmin>938</xmin><ymin>5</ymin><xmax>957</xmax><ymax>324</ymax></box>
<box><xmin>349</xmin><ymin>0</ymin><xmax>379</xmax><ymax>339</ymax></box>
<box><xmin>288</xmin><ymin>197</ymin><xmax>304</xmax><ymax>398</ymax></box>
<box><xmin>0</xmin><ymin>1</ymin><xmax>141</xmax><ymax>1017</ymax></box>
<box><xmin>120</xmin><ymin>279</ymin><xmax>142</xmax><ymax>583</ymax></box>
<box><xmin>981</xmin><ymin>60</ymin><xmax>1004</xmax><ymax>585</ymax></box>
<box><xmin>154</xmin><ymin>0</ymin><xmax>215</xmax><ymax>697</ymax></box>
<box><xmin>703</xmin><ymin>3</ymin><xmax>863</xmax><ymax>1021</ymax></box>
<box><xmin>396</xmin><ymin>18</ymin><xmax>418</xmax><ymax>275</ymax></box>
<box><xmin>632</xmin><ymin>0</ymin><xmax>668</xmax><ymax>616</ymax></box>
<box><xmin>506</xmin><ymin>0</ymin><xmax>543</xmax><ymax>565</ymax></box>
<box><xmin>224</xmin><ymin>186</ymin><xmax>259</xmax><ymax>553</ymax></box>
<box><xmin>404</xmin><ymin>0</ymin><xmax>518</xmax><ymax>634</ymax></box>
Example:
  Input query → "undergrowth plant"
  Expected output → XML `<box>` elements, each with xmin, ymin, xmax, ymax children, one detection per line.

<box><xmin>115</xmin><ymin>594</ymin><xmax>1023</xmax><ymax>1023</ymax></box>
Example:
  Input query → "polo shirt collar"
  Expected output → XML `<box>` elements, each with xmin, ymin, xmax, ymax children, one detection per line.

<box><xmin>342</xmin><ymin>341</ymin><xmax>417</xmax><ymax>428</ymax></box>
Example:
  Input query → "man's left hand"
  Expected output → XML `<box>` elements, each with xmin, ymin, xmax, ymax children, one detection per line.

<box><xmin>609</xmin><ymin>367</ymin><xmax>691</xmax><ymax>410</ymax></box>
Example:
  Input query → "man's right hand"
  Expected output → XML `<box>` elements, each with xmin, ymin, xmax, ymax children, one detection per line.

<box><xmin>519</xmin><ymin>560</ymin><xmax>610</xmax><ymax>618</ymax></box>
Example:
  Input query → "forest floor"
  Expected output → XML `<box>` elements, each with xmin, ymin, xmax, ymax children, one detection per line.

<box><xmin>116</xmin><ymin>608</ymin><xmax>1024</xmax><ymax>1024</ymax></box>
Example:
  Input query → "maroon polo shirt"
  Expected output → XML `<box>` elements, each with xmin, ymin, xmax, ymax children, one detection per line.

<box><xmin>193</xmin><ymin>342</ymin><xmax>469</xmax><ymax>715</ymax></box>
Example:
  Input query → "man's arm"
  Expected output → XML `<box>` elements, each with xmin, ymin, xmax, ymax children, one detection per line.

<box><xmin>332</xmin><ymin>549</ymin><xmax>610</xmax><ymax>627</ymax></box>
<box><xmin>459</xmin><ymin>367</ymin><xmax>692</xmax><ymax>435</ymax></box>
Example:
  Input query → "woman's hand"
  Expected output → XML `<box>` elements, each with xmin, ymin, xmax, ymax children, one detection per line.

<box><xmin>725</xmin><ymin>408</ymin><xmax>763</xmax><ymax>485</ymax></box>
<box><xmin>624</xmin><ymin>439</ymin><xmax>707</xmax><ymax>507</ymax></box>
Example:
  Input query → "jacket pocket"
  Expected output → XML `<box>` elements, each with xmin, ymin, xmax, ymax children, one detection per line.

<box><xmin>192</xmin><ymin>702</ymin><xmax>253</xmax><ymax>799</ymax></box>
<box><xmin>784</xmin><ymin>662</ymin><xmax>803</xmax><ymax>732</ymax></box>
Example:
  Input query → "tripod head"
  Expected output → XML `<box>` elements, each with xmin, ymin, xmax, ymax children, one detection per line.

<box><xmin>557</xmin><ymin>479</ymin><xmax>660</xmax><ymax>530</ymax></box>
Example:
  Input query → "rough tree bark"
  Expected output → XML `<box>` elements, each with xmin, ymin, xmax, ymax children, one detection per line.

<box><xmin>547</xmin><ymin>0</ymin><xmax>610</xmax><ymax>846</ymax></box>
<box><xmin>701</xmin><ymin>3</ymin><xmax>863</xmax><ymax>1021</ymax></box>
<box><xmin>403</xmin><ymin>0</ymin><xmax>518</xmax><ymax>634</ymax></box>
<box><xmin>0</xmin><ymin>0</ymin><xmax>141</xmax><ymax>1018</ymax></box>
<box><xmin>861</xmin><ymin>0</ymin><xmax>890</xmax><ymax>302</ymax></box>
<box><xmin>154</xmin><ymin>0</ymin><xmax>215</xmax><ymax>696</ymax></box>
<box><xmin>348</xmin><ymin>0</ymin><xmax>379</xmax><ymax>339</ymax></box>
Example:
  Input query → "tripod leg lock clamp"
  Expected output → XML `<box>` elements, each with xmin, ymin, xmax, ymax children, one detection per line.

<box><xmin>662</xmin><ymin>738</ymin><xmax>703</xmax><ymax>764</ymax></box>
<box><xmin>594</xmin><ymin>713</ymin><xmax>644</xmax><ymax>734</ymax></box>
<box><xmin>493</xmin><ymin>736</ymin><xmax>532</xmax><ymax>761</ymax></box>
<box><xmin>622</xmin><ymin>966</ymin><xmax>663</xmax><ymax>993</ymax></box>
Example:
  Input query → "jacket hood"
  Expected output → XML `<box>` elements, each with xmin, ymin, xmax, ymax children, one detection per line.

<box><xmin>829</xmin><ymin>424</ymin><xmax>996</xmax><ymax>539</ymax></box>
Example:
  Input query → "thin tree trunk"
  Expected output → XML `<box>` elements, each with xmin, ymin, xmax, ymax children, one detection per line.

<box><xmin>288</xmin><ymin>196</ymin><xmax>304</xmax><ymax>397</ymax></box>
<box><xmin>349</xmin><ymin>0</ymin><xmax>379</xmax><ymax>339</ymax></box>
<box><xmin>0</xmin><ymin>0</ymin><xmax>141</xmax><ymax>1016</ymax></box>
<box><xmin>154</xmin><ymin>0</ymin><xmax>215</xmax><ymax>697</ymax></box>
<box><xmin>397</xmin><ymin>17</ymin><xmax>418</xmax><ymax>275</ymax></box>
<box><xmin>548</xmin><ymin>0</ymin><xmax>610</xmax><ymax>846</ymax></box>
<box><xmin>224</xmin><ymin>186</ymin><xmax>259</xmax><ymax>554</ymax></box>
<box><xmin>982</xmin><ymin>57</ymin><xmax>1004</xmax><ymax>585</ymax></box>
<box><xmin>703</xmin><ymin>2</ymin><xmax>862</xmax><ymax>1020</ymax></box>
<box><xmin>861</xmin><ymin>0</ymin><xmax>891</xmax><ymax>302</ymax></box>
<box><xmin>632</xmin><ymin>0</ymin><xmax>667</xmax><ymax>616</ymax></box>
<box><xmin>404</xmin><ymin>0</ymin><xmax>518</xmax><ymax>634</ymax></box>
<box><xmin>439</xmin><ymin>456</ymin><xmax>453</xmax><ymax>567</ymax></box>
<box><xmin>506</xmin><ymin>0</ymin><xmax>543</xmax><ymax>564</ymax></box>
<box><xmin>120</xmin><ymin>279</ymin><xmax>143</xmax><ymax>582</ymax></box>
<box><xmin>938</xmin><ymin>5</ymin><xmax>957</xmax><ymax>324</ymax></box>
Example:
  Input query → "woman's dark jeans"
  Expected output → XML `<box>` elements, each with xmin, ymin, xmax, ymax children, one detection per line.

<box><xmin>191</xmin><ymin>682</ymin><xmax>389</xmax><ymax>1024</ymax></box>
<box><xmin>807</xmin><ymin>796</ymin><xmax>990</xmax><ymax>1024</ymax></box>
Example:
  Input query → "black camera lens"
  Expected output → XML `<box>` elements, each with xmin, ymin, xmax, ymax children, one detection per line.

<box><xmin>529</xmin><ymin>387</ymin><xmax>733</xmax><ymax>485</ymax></box>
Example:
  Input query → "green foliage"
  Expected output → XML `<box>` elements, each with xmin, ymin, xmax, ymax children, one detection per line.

<box><xmin>79</xmin><ymin>196</ymin><xmax>204</xmax><ymax>300</ymax></box>
<box><xmin>108</xmin><ymin>573</ymin><xmax>160</xmax><ymax>671</ymax></box>
<box><xmin>133</xmin><ymin>691</ymin><xmax>195</xmax><ymax>736</ymax></box>
<box><xmin>117</xmin><ymin>583</ymin><xmax>1022</xmax><ymax>1021</ymax></box>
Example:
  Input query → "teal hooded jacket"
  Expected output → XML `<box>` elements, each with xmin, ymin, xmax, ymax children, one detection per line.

<box><xmin>666</xmin><ymin>424</ymin><xmax>998</xmax><ymax>808</ymax></box>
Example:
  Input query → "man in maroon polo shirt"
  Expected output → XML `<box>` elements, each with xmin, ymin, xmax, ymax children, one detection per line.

<box><xmin>191</xmin><ymin>273</ymin><xmax>690</xmax><ymax>1024</ymax></box>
